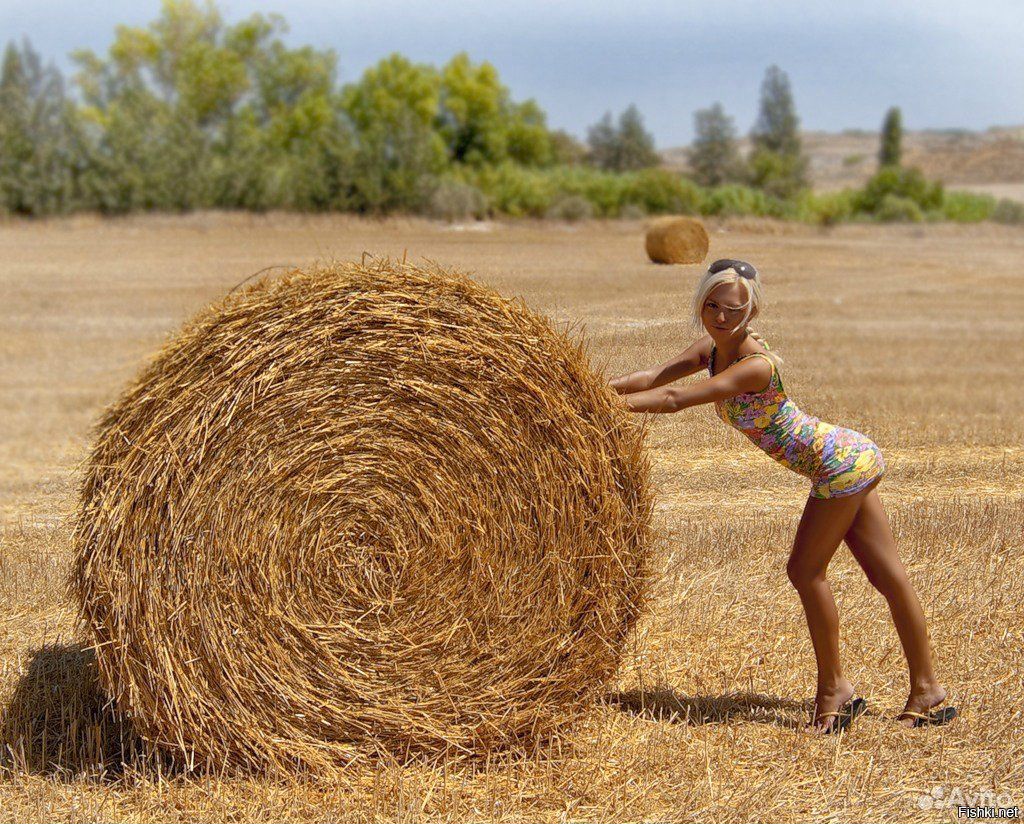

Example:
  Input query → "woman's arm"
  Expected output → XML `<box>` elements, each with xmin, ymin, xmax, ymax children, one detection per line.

<box><xmin>622</xmin><ymin>356</ymin><xmax>772</xmax><ymax>413</ymax></box>
<box><xmin>609</xmin><ymin>335</ymin><xmax>711</xmax><ymax>395</ymax></box>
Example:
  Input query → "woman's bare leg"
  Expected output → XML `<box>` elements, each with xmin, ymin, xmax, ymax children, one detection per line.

<box><xmin>787</xmin><ymin>485</ymin><xmax>872</xmax><ymax>732</ymax></box>
<box><xmin>843</xmin><ymin>488</ymin><xmax>948</xmax><ymax>726</ymax></box>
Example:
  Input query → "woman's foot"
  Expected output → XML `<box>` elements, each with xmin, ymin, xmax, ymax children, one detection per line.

<box><xmin>898</xmin><ymin>683</ymin><xmax>950</xmax><ymax>728</ymax></box>
<box><xmin>805</xmin><ymin>678</ymin><xmax>855</xmax><ymax>734</ymax></box>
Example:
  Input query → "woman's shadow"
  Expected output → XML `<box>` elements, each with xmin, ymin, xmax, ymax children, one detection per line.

<box><xmin>0</xmin><ymin>642</ymin><xmax>157</xmax><ymax>779</ymax></box>
<box><xmin>602</xmin><ymin>687</ymin><xmax>809</xmax><ymax>729</ymax></box>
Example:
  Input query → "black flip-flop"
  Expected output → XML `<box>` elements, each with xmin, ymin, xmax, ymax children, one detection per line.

<box><xmin>898</xmin><ymin>702</ymin><xmax>958</xmax><ymax>728</ymax></box>
<box><xmin>812</xmin><ymin>696</ymin><xmax>867</xmax><ymax>734</ymax></box>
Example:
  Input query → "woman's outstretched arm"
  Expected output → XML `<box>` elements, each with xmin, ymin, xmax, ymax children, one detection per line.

<box><xmin>609</xmin><ymin>334</ymin><xmax>711</xmax><ymax>395</ymax></box>
<box><xmin>622</xmin><ymin>356</ymin><xmax>771</xmax><ymax>413</ymax></box>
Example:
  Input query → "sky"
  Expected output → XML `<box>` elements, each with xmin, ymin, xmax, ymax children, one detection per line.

<box><xmin>1</xmin><ymin>0</ymin><xmax>1021</xmax><ymax>147</ymax></box>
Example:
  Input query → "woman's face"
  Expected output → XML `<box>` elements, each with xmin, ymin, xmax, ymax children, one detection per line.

<box><xmin>701</xmin><ymin>280</ymin><xmax>754</xmax><ymax>341</ymax></box>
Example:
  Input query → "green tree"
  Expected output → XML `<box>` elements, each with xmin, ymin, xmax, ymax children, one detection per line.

<box><xmin>0</xmin><ymin>39</ymin><xmax>80</xmax><ymax>215</ymax></box>
<box><xmin>878</xmin><ymin>106</ymin><xmax>903</xmax><ymax>168</ymax></box>
<box><xmin>549</xmin><ymin>129</ymin><xmax>586</xmax><ymax>165</ymax></box>
<box><xmin>747</xmin><ymin>65</ymin><xmax>808</xmax><ymax>198</ymax></box>
<box><xmin>688</xmin><ymin>102</ymin><xmax>742</xmax><ymax>186</ymax></box>
<box><xmin>586</xmin><ymin>104</ymin><xmax>659</xmax><ymax>172</ymax></box>
<box><xmin>72</xmin><ymin>0</ymin><xmax>350</xmax><ymax>211</ymax></box>
<box><xmin>341</xmin><ymin>53</ymin><xmax>446</xmax><ymax>212</ymax></box>
<box><xmin>586</xmin><ymin>112</ymin><xmax>617</xmax><ymax>169</ymax></box>
<box><xmin>616</xmin><ymin>104</ymin><xmax>659</xmax><ymax>171</ymax></box>
<box><xmin>436</xmin><ymin>53</ymin><xmax>552</xmax><ymax>167</ymax></box>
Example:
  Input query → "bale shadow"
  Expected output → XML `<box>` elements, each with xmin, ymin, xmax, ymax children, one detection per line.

<box><xmin>603</xmin><ymin>687</ymin><xmax>809</xmax><ymax>729</ymax></box>
<box><xmin>0</xmin><ymin>642</ymin><xmax>156</xmax><ymax>779</ymax></box>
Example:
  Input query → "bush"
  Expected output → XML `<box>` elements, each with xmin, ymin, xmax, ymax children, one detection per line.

<box><xmin>619</xmin><ymin>203</ymin><xmax>647</xmax><ymax>220</ymax></box>
<box><xmin>428</xmin><ymin>179</ymin><xmax>487</xmax><ymax>221</ymax></box>
<box><xmin>941</xmin><ymin>190</ymin><xmax>995</xmax><ymax>223</ymax></box>
<box><xmin>855</xmin><ymin>166</ymin><xmax>943</xmax><ymax>215</ymax></box>
<box><xmin>546</xmin><ymin>194</ymin><xmax>594</xmax><ymax>222</ymax></box>
<box><xmin>875</xmin><ymin>194</ymin><xmax>924</xmax><ymax>223</ymax></box>
<box><xmin>701</xmin><ymin>184</ymin><xmax>787</xmax><ymax>218</ymax></box>
<box><xmin>993</xmin><ymin>198</ymin><xmax>1024</xmax><ymax>225</ymax></box>
<box><xmin>466</xmin><ymin>163</ymin><xmax>555</xmax><ymax>217</ymax></box>
<box><xmin>795</xmin><ymin>189</ymin><xmax>857</xmax><ymax>227</ymax></box>
<box><xmin>553</xmin><ymin>168</ymin><xmax>626</xmax><ymax>216</ymax></box>
<box><xmin>621</xmin><ymin>168</ymin><xmax>702</xmax><ymax>215</ymax></box>
<box><xmin>746</xmin><ymin>148</ymin><xmax>809</xmax><ymax>200</ymax></box>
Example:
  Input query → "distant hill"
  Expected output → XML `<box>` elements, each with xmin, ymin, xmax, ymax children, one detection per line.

<box><xmin>662</xmin><ymin>125</ymin><xmax>1024</xmax><ymax>198</ymax></box>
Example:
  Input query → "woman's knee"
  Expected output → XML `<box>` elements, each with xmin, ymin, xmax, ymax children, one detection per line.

<box><xmin>786</xmin><ymin>555</ymin><xmax>825</xmax><ymax>589</ymax></box>
<box><xmin>863</xmin><ymin>563</ymin><xmax>910</xmax><ymax>599</ymax></box>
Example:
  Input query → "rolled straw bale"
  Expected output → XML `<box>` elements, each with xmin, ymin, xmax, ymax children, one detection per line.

<box><xmin>74</xmin><ymin>259</ymin><xmax>653</xmax><ymax>774</ymax></box>
<box><xmin>644</xmin><ymin>216</ymin><xmax>710</xmax><ymax>264</ymax></box>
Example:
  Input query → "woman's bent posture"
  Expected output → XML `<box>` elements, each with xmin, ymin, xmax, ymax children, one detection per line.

<box><xmin>611</xmin><ymin>258</ymin><xmax>957</xmax><ymax>733</ymax></box>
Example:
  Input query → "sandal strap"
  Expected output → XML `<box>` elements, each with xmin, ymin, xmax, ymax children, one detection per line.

<box><xmin>897</xmin><ymin>710</ymin><xmax>932</xmax><ymax>720</ymax></box>
<box><xmin>898</xmin><ymin>699</ymin><xmax>952</xmax><ymax>721</ymax></box>
<box><xmin>813</xmin><ymin>697</ymin><xmax>861</xmax><ymax>722</ymax></box>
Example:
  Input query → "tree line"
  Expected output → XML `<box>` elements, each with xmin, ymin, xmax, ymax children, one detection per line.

<box><xmin>1</xmin><ymin>0</ymin><xmax>1020</xmax><ymax>225</ymax></box>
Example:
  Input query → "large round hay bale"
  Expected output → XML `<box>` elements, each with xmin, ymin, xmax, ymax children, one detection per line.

<box><xmin>645</xmin><ymin>216</ymin><xmax>709</xmax><ymax>264</ymax></box>
<box><xmin>74</xmin><ymin>259</ymin><xmax>653</xmax><ymax>774</ymax></box>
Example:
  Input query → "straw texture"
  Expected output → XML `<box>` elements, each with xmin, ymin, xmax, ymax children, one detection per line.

<box><xmin>645</xmin><ymin>216</ymin><xmax>710</xmax><ymax>264</ymax></box>
<box><xmin>73</xmin><ymin>259</ymin><xmax>654</xmax><ymax>774</ymax></box>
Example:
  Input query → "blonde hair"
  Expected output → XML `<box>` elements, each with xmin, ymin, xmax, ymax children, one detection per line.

<box><xmin>690</xmin><ymin>263</ymin><xmax>784</xmax><ymax>364</ymax></box>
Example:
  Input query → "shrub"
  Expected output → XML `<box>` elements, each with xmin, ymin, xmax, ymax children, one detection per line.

<box><xmin>619</xmin><ymin>203</ymin><xmax>647</xmax><ymax>220</ymax></box>
<box><xmin>796</xmin><ymin>189</ymin><xmax>856</xmax><ymax>227</ymax></box>
<box><xmin>701</xmin><ymin>184</ymin><xmax>787</xmax><ymax>218</ymax></box>
<box><xmin>746</xmin><ymin>148</ymin><xmax>809</xmax><ymax>200</ymax></box>
<box><xmin>428</xmin><ymin>179</ymin><xmax>487</xmax><ymax>221</ymax></box>
<box><xmin>941</xmin><ymin>190</ymin><xmax>995</xmax><ymax>223</ymax></box>
<box><xmin>467</xmin><ymin>163</ymin><xmax>554</xmax><ymax>217</ymax></box>
<box><xmin>875</xmin><ymin>194</ymin><xmax>924</xmax><ymax>223</ymax></box>
<box><xmin>855</xmin><ymin>166</ymin><xmax>943</xmax><ymax>215</ymax></box>
<box><xmin>992</xmin><ymin>198</ymin><xmax>1024</xmax><ymax>225</ymax></box>
<box><xmin>547</xmin><ymin>167</ymin><xmax>625</xmax><ymax>216</ymax></box>
<box><xmin>622</xmin><ymin>169</ymin><xmax>703</xmax><ymax>215</ymax></box>
<box><xmin>546</xmin><ymin>194</ymin><xmax>594</xmax><ymax>222</ymax></box>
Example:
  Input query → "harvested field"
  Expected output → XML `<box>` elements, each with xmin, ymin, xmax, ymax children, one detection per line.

<box><xmin>1</xmin><ymin>213</ymin><xmax>1022</xmax><ymax>821</ymax></box>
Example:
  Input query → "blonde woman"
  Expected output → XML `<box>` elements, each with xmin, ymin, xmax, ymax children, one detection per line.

<box><xmin>610</xmin><ymin>258</ymin><xmax>956</xmax><ymax>733</ymax></box>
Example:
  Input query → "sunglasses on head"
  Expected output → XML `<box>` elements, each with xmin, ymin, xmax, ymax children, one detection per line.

<box><xmin>708</xmin><ymin>258</ymin><xmax>758</xmax><ymax>280</ymax></box>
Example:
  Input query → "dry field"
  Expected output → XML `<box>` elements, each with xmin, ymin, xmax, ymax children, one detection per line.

<box><xmin>1</xmin><ymin>213</ymin><xmax>1022</xmax><ymax>822</ymax></box>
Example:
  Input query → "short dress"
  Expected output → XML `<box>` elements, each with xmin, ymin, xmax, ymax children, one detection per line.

<box><xmin>709</xmin><ymin>344</ymin><xmax>885</xmax><ymax>499</ymax></box>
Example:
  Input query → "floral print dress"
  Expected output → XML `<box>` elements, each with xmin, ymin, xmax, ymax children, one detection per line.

<box><xmin>709</xmin><ymin>344</ymin><xmax>885</xmax><ymax>499</ymax></box>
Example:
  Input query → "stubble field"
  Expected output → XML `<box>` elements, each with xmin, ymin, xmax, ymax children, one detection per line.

<box><xmin>1</xmin><ymin>214</ymin><xmax>1022</xmax><ymax>822</ymax></box>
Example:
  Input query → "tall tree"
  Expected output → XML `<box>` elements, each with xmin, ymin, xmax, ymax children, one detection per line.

<box><xmin>0</xmin><ymin>39</ymin><xmax>78</xmax><ymax>215</ymax></box>
<box><xmin>586</xmin><ymin>111</ymin><xmax>617</xmax><ymax>170</ymax></box>
<box><xmin>747</xmin><ymin>65</ymin><xmax>808</xmax><ymax>198</ymax></box>
<box><xmin>586</xmin><ymin>104</ymin><xmax>658</xmax><ymax>172</ymax></box>
<box><xmin>341</xmin><ymin>53</ymin><xmax>445</xmax><ymax>212</ymax></box>
<box><xmin>615</xmin><ymin>104</ymin><xmax>659</xmax><ymax>171</ymax></box>
<box><xmin>878</xmin><ymin>106</ymin><xmax>903</xmax><ymax>168</ymax></box>
<box><xmin>688</xmin><ymin>102</ymin><xmax>742</xmax><ymax>186</ymax></box>
<box><xmin>436</xmin><ymin>53</ymin><xmax>552</xmax><ymax>167</ymax></box>
<box><xmin>751</xmin><ymin>65</ymin><xmax>802</xmax><ymax>155</ymax></box>
<box><xmin>72</xmin><ymin>0</ymin><xmax>350</xmax><ymax>211</ymax></box>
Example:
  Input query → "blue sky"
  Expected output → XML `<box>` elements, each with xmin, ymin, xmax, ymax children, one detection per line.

<box><xmin>2</xmin><ymin>0</ymin><xmax>1021</xmax><ymax>146</ymax></box>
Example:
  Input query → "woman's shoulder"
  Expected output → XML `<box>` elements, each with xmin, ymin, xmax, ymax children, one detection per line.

<box><xmin>696</xmin><ymin>333</ymin><xmax>714</xmax><ymax>366</ymax></box>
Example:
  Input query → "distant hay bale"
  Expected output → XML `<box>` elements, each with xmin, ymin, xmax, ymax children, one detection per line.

<box><xmin>645</xmin><ymin>216</ymin><xmax>709</xmax><ymax>264</ymax></box>
<box><xmin>74</xmin><ymin>259</ymin><xmax>653</xmax><ymax>774</ymax></box>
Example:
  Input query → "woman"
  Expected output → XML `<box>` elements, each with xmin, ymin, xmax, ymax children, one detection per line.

<box><xmin>610</xmin><ymin>258</ymin><xmax>957</xmax><ymax>733</ymax></box>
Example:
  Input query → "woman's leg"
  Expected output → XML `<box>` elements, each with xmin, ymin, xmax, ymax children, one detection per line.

<box><xmin>787</xmin><ymin>484</ymin><xmax>873</xmax><ymax>732</ymax></box>
<box><xmin>843</xmin><ymin>487</ymin><xmax>948</xmax><ymax>726</ymax></box>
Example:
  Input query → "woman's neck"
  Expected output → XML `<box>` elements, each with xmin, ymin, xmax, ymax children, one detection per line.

<box><xmin>714</xmin><ymin>331</ymin><xmax>750</xmax><ymax>368</ymax></box>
